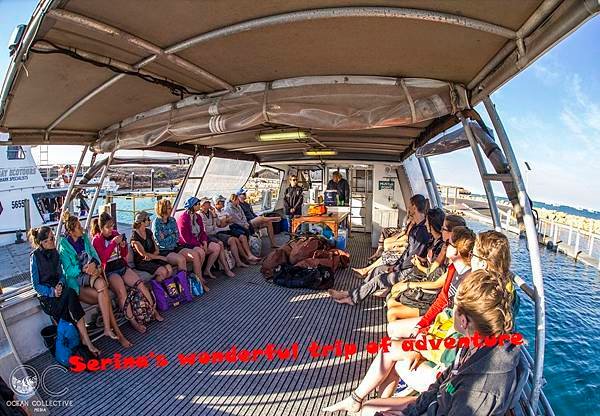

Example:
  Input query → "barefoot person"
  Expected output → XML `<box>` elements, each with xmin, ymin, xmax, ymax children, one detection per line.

<box><xmin>198</xmin><ymin>198</ymin><xmax>236</xmax><ymax>277</ymax></box>
<box><xmin>30</xmin><ymin>226</ymin><xmax>102</xmax><ymax>356</ymax></box>
<box><xmin>58</xmin><ymin>212</ymin><xmax>131</xmax><ymax>346</ymax></box>
<box><xmin>322</xmin><ymin>270</ymin><xmax>519</xmax><ymax>416</ymax></box>
<box><xmin>91</xmin><ymin>211</ymin><xmax>163</xmax><ymax>333</ymax></box>
<box><xmin>214</xmin><ymin>195</ymin><xmax>261</xmax><ymax>264</ymax></box>
<box><xmin>153</xmin><ymin>198</ymin><xmax>209</xmax><ymax>291</ymax></box>
<box><xmin>237</xmin><ymin>190</ymin><xmax>281</xmax><ymax>248</ymax></box>
<box><xmin>177</xmin><ymin>196</ymin><xmax>220</xmax><ymax>279</ymax></box>
<box><xmin>328</xmin><ymin>195</ymin><xmax>430</xmax><ymax>305</ymax></box>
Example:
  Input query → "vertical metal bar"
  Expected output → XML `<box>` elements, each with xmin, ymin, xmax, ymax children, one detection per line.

<box><xmin>568</xmin><ymin>225</ymin><xmax>573</xmax><ymax>245</ymax></box>
<box><xmin>589</xmin><ymin>236</ymin><xmax>595</xmax><ymax>257</ymax></box>
<box><xmin>56</xmin><ymin>145</ymin><xmax>89</xmax><ymax>236</ymax></box>
<box><xmin>505</xmin><ymin>209</ymin><xmax>511</xmax><ymax>230</ymax></box>
<box><xmin>194</xmin><ymin>154</ymin><xmax>215</xmax><ymax>198</ymax></box>
<box><xmin>424</xmin><ymin>157</ymin><xmax>442</xmax><ymax>207</ymax></box>
<box><xmin>23</xmin><ymin>199</ymin><xmax>31</xmax><ymax>232</ymax></box>
<box><xmin>484</xmin><ymin>96</ymin><xmax>546</xmax><ymax>412</ymax></box>
<box><xmin>417</xmin><ymin>157</ymin><xmax>437</xmax><ymax>207</ymax></box>
<box><xmin>458</xmin><ymin>113</ymin><xmax>502</xmax><ymax>231</ymax></box>
<box><xmin>575</xmin><ymin>231</ymin><xmax>580</xmax><ymax>254</ymax></box>
<box><xmin>172</xmin><ymin>155</ymin><xmax>197</xmax><ymax>213</ymax></box>
<box><xmin>85</xmin><ymin>150</ymin><xmax>115</xmax><ymax>231</ymax></box>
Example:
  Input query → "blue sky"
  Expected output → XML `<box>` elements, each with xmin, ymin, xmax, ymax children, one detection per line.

<box><xmin>1</xmin><ymin>2</ymin><xmax>599</xmax><ymax>210</ymax></box>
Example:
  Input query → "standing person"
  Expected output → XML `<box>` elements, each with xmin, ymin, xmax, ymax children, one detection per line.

<box><xmin>326</xmin><ymin>171</ymin><xmax>350</xmax><ymax>206</ymax></box>
<box><xmin>153</xmin><ymin>198</ymin><xmax>208</xmax><ymax>291</ymax></box>
<box><xmin>29</xmin><ymin>226</ymin><xmax>103</xmax><ymax>356</ymax></box>
<box><xmin>57</xmin><ymin>212</ymin><xmax>131</xmax><ymax>344</ymax></box>
<box><xmin>283</xmin><ymin>174</ymin><xmax>304</xmax><ymax>226</ymax></box>
<box><xmin>176</xmin><ymin>196</ymin><xmax>221</xmax><ymax>279</ymax></box>
<box><xmin>198</xmin><ymin>198</ymin><xmax>236</xmax><ymax>276</ymax></box>
<box><xmin>214</xmin><ymin>195</ymin><xmax>260</xmax><ymax>264</ymax></box>
<box><xmin>237</xmin><ymin>190</ymin><xmax>280</xmax><ymax>248</ymax></box>
<box><xmin>90</xmin><ymin>211</ymin><xmax>163</xmax><ymax>333</ymax></box>
<box><xmin>328</xmin><ymin>194</ymin><xmax>430</xmax><ymax>305</ymax></box>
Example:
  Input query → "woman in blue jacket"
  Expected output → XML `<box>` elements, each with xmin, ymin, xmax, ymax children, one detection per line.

<box><xmin>29</xmin><ymin>226</ymin><xmax>99</xmax><ymax>356</ymax></box>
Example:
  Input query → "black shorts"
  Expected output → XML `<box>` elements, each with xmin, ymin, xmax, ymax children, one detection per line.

<box><xmin>159</xmin><ymin>244</ymin><xmax>194</xmax><ymax>257</ymax></box>
<box><xmin>134</xmin><ymin>259</ymin><xmax>169</xmax><ymax>275</ymax></box>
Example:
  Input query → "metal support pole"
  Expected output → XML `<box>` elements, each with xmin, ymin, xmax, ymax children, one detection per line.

<box><xmin>56</xmin><ymin>145</ymin><xmax>89</xmax><ymax>236</ymax></box>
<box><xmin>172</xmin><ymin>156</ymin><xmax>197</xmax><ymax>214</ymax></box>
<box><xmin>24</xmin><ymin>199</ymin><xmax>31</xmax><ymax>232</ymax></box>
<box><xmin>568</xmin><ymin>225</ymin><xmax>573</xmax><ymax>245</ymax></box>
<box><xmin>575</xmin><ymin>231</ymin><xmax>580</xmax><ymax>254</ymax></box>
<box><xmin>505</xmin><ymin>209</ymin><xmax>511</xmax><ymax>229</ymax></box>
<box><xmin>484</xmin><ymin>96</ymin><xmax>546</xmax><ymax>412</ymax></box>
<box><xmin>417</xmin><ymin>157</ymin><xmax>438</xmax><ymax>208</ymax></box>
<box><xmin>130</xmin><ymin>172</ymin><xmax>135</xmax><ymax>190</ymax></box>
<box><xmin>85</xmin><ymin>151</ymin><xmax>115</xmax><ymax>231</ymax></box>
<box><xmin>458</xmin><ymin>113</ymin><xmax>502</xmax><ymax>231</ymax></box>
<box><xmin>150</xmin><ymin>168</ymin><xmax>155</xmax><ymax>192</ymax></box>
<box><xmin>424</xmin><ymin>157</ymin><xmax>442</xmax><ymax>208</ymax></box>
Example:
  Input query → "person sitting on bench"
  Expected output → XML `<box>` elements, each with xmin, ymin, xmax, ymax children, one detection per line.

<box><xmin>237</xmin><ymin>190</ymin><xmax>280</xmax><ymax>248</ymax></box>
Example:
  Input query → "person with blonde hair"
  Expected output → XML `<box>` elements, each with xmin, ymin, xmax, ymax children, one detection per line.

<box><xmin>57</xmin><ymin>212</ymin><xmax>131</xmax><ymax>346</ymax></box>
<box><xmin>323</xmin><ymin>270</ymin><xmax>519</xmax><ymax>416</ymax></box>
<box><xmin>153</xmin><ymin>198</ymin><xmax>209</xmax><ymax>291</ymax></box>
<box><xmin>29</xmin><ymin>226</ymin><xmax>102</xmax><ymax>356</ymax></box>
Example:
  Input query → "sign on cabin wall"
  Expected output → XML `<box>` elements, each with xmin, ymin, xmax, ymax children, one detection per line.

<box><xmin>378</xmin><ymin>180</ymin><xmax>395</xmax><ymax>190</ymax></box>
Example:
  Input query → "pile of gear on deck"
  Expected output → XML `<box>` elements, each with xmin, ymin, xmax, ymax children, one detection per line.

<box><xmin>261</xmin><ymin>235</ymin><xmax>350</xmax><ymax>290</ymax></box>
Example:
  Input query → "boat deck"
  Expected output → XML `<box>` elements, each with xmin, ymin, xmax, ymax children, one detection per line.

<box><xmin>27</xmin><ymin>233</ymin><xmax>388</xmax><ymax>415</ymax></box>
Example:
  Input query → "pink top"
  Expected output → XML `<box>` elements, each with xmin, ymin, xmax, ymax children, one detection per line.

<box><xmin>92</xmin><ymin>230</ymin><xmax>128</xmax><ymax>268</ymax></box>
<box><xmin>176</xmin><ymin>210</ymin><xmax>208</xmax><ymax>247</ymax></box>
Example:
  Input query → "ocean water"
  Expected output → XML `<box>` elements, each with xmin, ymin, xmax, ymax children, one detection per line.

<box><xmin>468</xmin><ymin>221</ymin><xmax>600</xmax><ymax>416</ymax></box>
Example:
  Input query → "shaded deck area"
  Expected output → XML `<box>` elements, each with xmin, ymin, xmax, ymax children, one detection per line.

<box><xmin>28</xmin><ymin>233</ymin><xmax>387</xmax><ymax>415</ymax></box>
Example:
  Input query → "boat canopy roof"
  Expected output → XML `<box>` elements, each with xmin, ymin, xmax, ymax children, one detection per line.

<box><xmin>0</xmin><ymin>0</ymin><xmax>597</xmax><ymax>163</ymax></box>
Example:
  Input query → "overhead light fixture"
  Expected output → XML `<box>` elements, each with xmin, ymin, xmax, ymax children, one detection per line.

<box><xmin>256</xmin><ymin>129</ymin><xmax>311</xmax><ymax>142</ymax></box>
<box><xmin>304</xmin><ymin>148</ymin><xmax>337</xmax><ymax>157</ymax></box>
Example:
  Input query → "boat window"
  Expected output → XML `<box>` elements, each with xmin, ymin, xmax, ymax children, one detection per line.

<box><xmin>242</xmin><ymin>165</ymin><xmax>284</xmax><ymax>211</ymax></box>
<box><xmin>197</xmin><ymin>157</ymin><xmax>254</xmax><ymax>200</ymax></box>
<box><xmin>7</xmin><ymin>145</ymin><xmax>25</xmax><ymax>160</ymax></box>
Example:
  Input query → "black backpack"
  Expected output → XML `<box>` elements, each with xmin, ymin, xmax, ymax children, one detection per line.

<box><xmin>272</xmin><ymin>264</ymin><xmax>334</xmax><ymax>290</ymax></box>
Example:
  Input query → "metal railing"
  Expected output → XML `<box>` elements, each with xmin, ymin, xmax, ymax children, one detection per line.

<box><xmin>538</xmin><ymin>217</ymin><xmax>600</xmax><ymax>269</ymax></box>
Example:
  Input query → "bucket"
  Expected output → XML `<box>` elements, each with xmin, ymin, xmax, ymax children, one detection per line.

<box><xmin>41</xmin><ymin>325</ymin><xmax>57</xmax><ymax>355</ymax></box>
<box><xmin>280</xmin><ymin>217</ymin><xmax>289</xmax><ymax>232</ymax></box>
<box><xmin>336</xmin><ymin>229</ymin><xmax>348</xmax><ymax>250</ymax></box>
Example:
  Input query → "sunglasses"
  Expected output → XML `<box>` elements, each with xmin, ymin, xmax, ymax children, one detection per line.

<box><xmin>469</xmin><ymin>250</ymin><xmax>488</xmax><ymax>261</ymax></box>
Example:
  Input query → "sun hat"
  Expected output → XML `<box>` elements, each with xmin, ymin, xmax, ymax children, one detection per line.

<box><xmin>135</xmin><ymin>210</ymin><xmax>151</xmax><ymax>223</ymax></box>
<box><xmin>183</xmin><ymin>196</ymin><xmax>200</xmax><ymax>210</ymax></box>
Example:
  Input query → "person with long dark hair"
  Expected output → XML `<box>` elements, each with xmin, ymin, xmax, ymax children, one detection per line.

<box><xmin>29</xmin><ymin>226</ymin><xmax>102</xmax><ymax>356</ymax></box>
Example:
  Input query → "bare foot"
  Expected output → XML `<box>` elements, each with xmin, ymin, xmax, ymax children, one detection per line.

<box><xmin>118</xmin><ymin>336</ymin><xmax>133</xmax><ymax>348</ymax></box>
<box><xmin>225</xmin><ymin>270</ymin><xmax>235</xmax><ymax>278</ymax></box>
<box><xmin>352</xmin><ymin>267</ymin><xmax>368</xmax><ymax>277</ymax></box>
<box><xmin>202</xmin><ymin>283</ymin><xmax>210</xmax><ymax>292</ymax></box>
<box><xmin>237</xmin><ymin>262</ymin><xmax>249</xmax><ymax>268</ymax></box>
<box><xmin>204</xmin><ymin>271</ymin><xmax>217</xmax><ymax>279</ymax></box>
<box><xmin>130</xmin><ymin>320</ymin><xmax>147</xmax><ymax>334</ymax></box>
<box><xmin>154</xmin><ymin>310</ymin><xmax>164</xmax><ymax>322</ymax></box>
<box><xmin>86</xmin><ymin>343</ymin><xmax>101</xmax><ymax>357</ymax></box>
<box><xmin>327</xmin><ymin>289</ymin><xmax>349</xmax><ymax>300</ymax></box>
<box><xmin>322</xmin><ymin>396</ymin><xmax>361</xmax><ymax>413</ymax></box>
<box><xmin>104</xmin><ymin>329</ymin><xmax>118</xmax><ymax>340</ymax></box>
<box><xmin>334</xmin><ymin>296</ymin><xmax>355</xmax><ymax>305</ymax></box>
<box><xmin>248</xmin><ymin>256</ymin><xmax>261</xmax><ymax>263</ymax></box>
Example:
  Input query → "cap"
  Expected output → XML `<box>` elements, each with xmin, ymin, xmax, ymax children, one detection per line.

<box><xmin>135</xmin><ymin>210</ymin><xmax>150</xmax><ymax>223</ymax></box>
<box><xmin>199</xmin><ymin>197</ymin><xmax>211</xmax><ymax>206</ymax></box>
<box><xmin>236</xmin><ymin>189</ymin><xmax>247</xmax><ymax>196</ymax></box>
<box><xmin>213</xmin><ymin>195</ymin><xmax>226</xmax><ymax>204</ymax></box>
<box><xmin>183</xmin><ymin>196</ymin><xmax>200</xmax><ymax>210</ymax></box>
